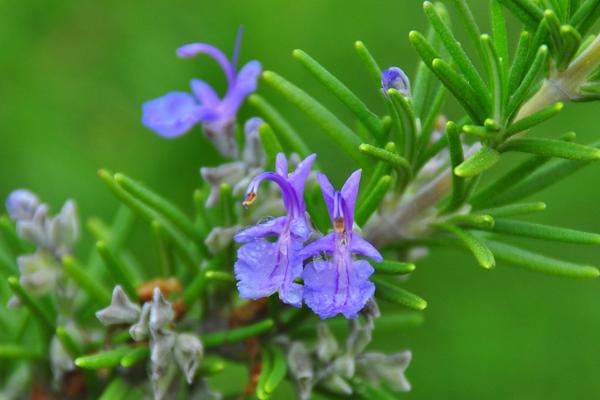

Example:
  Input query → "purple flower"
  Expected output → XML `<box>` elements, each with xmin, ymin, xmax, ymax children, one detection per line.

<box><xmin>142</xmin><ymin>28</ymin><xmax>262</xmax><ymax>158</ymax></box>
<box><xmin>234</xmin><ymin>153</ymin><xmax>316</xmax><ymax>307</ymax></box>
<box><xmin>381</xmin><ymin>67</ymin><xmax>411</xmax><ymax>97</ymax></box>
<box><xmin>301</xmin><ymin>170</ymin><xmax>382</xmax><ymax>319</ymax></box>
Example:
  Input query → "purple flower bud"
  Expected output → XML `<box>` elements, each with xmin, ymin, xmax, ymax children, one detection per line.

<box><xmin>234</xmin><ymin>153</ymin><xmax>316</xmax><ymax>307</ymax></box>
<box><xmin>381</xmin><ymin>67</ymin><xmax>411</xmax><ymax>97</ymax></box>
<box><xmin>142</xmin><ymin>31</ymin><xmax>261</xmax><ymax>158</ymax></box>
<box><xmin>301</xmin><ymin>170</ymin><xmax>383</xmax><ymax>319</ymax></box>
<box><xmin>6</xmin><ymin>189</ymin><xmax>40</xmax><ymax>221</ymax></box>
<box><xmin>242</xmin><ymin>117</ymin><xmax>265</xmax><ymax>168</ymax></box>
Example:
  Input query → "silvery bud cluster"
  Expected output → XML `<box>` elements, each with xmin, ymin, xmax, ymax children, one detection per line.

<box><xmin>96</xmin><ymin>286</ymin><xmax>205</xmax><ymax>400</ymax></box>
<box><xmin>6</xmin><ymin>189</ymin><xmax>79</xmax><ymax>258</ymax></box>
<box><xmin>5</xmin><ymin>190</ymin><xmax>80</xmax><ymax>302</ymax></box>
<box><xmin>286</xmin><ymin>317</ymin><xmax>412</xmax><ymax>399</ymax></box>
<box><xmin>200</xmin><ymin>118</ymin><xmax>266</xmax><ymax>208</ymax></box>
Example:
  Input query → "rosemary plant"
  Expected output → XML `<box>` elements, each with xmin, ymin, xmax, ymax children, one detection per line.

<box><xmin>2</xmin><ymin>0</ymin><xmax>600</xmax><ymax>398</ymax></box>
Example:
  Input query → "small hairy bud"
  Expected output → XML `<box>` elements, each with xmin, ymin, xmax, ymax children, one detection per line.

<box><xmin>96</xmin><ymin>286</ymin><xmax>141</xmax><ymax>326</ymax></box>
<box><xmin>6</xmin><ymin>189</ymin><xmax>40</xmax><ymax>221</ymax></box>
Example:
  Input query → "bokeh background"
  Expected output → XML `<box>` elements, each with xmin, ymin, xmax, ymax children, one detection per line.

<box><xmin>1</xmin><ymin>0</ymin><xmax>600</xmax><ymax>398</ymax></box>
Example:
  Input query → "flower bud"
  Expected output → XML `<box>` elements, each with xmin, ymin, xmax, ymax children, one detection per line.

<box><xmin>200</xmin><ymin>162</ymin><xmax>246</xmax><ymax>207</ymax></box>
<box><xmin>96</xmin><ymin>286</ymin><xmax>141</xmax><ymax>326</ymax></box>
<box><xmin>49</xmin><ymin>200</ymin><xmax>79</xmax><ymax>253</ymax></box>
<box><xmin>321</xmin><ymin>374</ymin><xmax>353</xmax><ymax>396</ymax></box>
<box><xmin>242</xmin><ymin>117</ymin><xmax>265</xmax><ymax>168</ymax></box>
<box><xmin>316</xmin><ymin>323</ymin><xmax>339</xmax><ymax>363</ymax></box>
<box><xmin>381</xmin><ymin>67</ymin><xmax>411</xmax><ymax>97</ymax></box>
<box><xmin>150</xmin><ymin>287</ymin><xmax>174</xmax><ymax>331</ymax></box>
<box><xmin>17</xmin><ymin>252</ymin><xmax>59</xmax><ymax>295</ymax></box>
<box><xmin>205</xmin><ymin>226</ymin><xmax>238</xmax><ymax>254</ymax></box>
<box><xmin>287</xmin><ymin>342</ymin><xmax>314</xmax><ymax>400</ymax></box>
<box><xmin>356</xmin><ymin>350</ymin><xmax>412</xmax><ymax>392</ymax></box>
<box><xmin>174</xmin><ymin>333</ymin><xmax>204</xmax><ymax>384</ymax></box>
<box><xmin>130</xmin><ymin>302</ymin><xmax>151</xmax><ymax>341</ymax></box>
<box><xmin>6</xmin><ymin>189</ymin><xmax>40</xmax><ymax>221</ymax></box>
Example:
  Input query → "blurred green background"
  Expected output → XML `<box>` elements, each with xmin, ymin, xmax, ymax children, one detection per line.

<box><xmin>1</xmin><ymin>0</ymin><xmax>600</xmax><ymax>398</ymax></box>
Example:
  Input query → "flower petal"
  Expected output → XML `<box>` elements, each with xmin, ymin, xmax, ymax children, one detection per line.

<box><xmin>234</xmin><ymin>240</ymin><xmax>282</xmax><ymax>299</ymax></box>
<box><xmin>220</xmin><ymin>60</ymin><xmax>262</xmax><ymax>118</ymax></box>
<box><xmin>190</xmin><ymin>79</ymin><xmax>221</xmax><ymax>109</ymax></box>
<box><xmin>315</xmin><ymin>173</ymin><xmax>335</xmax><ymax>221</ymax></box>
<box><xmin>234</xmin><ymin>237</ymin><xmax>304</xmax><ymax>307</ymax></box>
<box><xmin>289</xmin><ymin>154</ymin><xmax>317</xmax><ymax>203</ymax></box>
<box><xmin>350</xmin><ymin>235</ymin><xmax>383</xmax><ymax>262</ymax></box>
<box><xmin>303</xmin><ymin>257</ymin><xmax>375</xmax><ymax>319</ymax></box>
<box><xmin>341</xmin><ymin>169</ymin><xmax>362</xmax><ymax>226</ymax></box>
<box><xmin>300</xmin><ymin>233</ymin><xmax>335</xmax><ymax>259</ymax></box>
<box><xmin>142</xmin><ymin>92</ymin><xmax>202</xmax><ymax>138</ymax></box>
<box><xmin>275</xmin><ymin>152</ymin><xmax>288</xmax><ymax>177</ymax></box>
<box><xmin>176</xmin><ymin>43</ymin><xmax>235</xmax><ymax>85</ymax></box>
<box><xmin>233</xmin><ymin>216</ymin><xmax>286</xmax><ymax>243</ymax></box>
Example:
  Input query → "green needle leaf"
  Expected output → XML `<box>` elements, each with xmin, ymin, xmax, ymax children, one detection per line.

<box><xmin>182</xmin><ymin>255</ymin><xmax>224</xmax><ymax>306</ymax></box>
<box><xmin>436</xmin><ymin>223</ymin><xmax>495</xmax><ymax>269</ymax></box>
<box><xmin>0</xmin><ymin>216</ymin><xmax>31</xmax><ymax>256</ymax></box>
<box><xmin>491</xmin><ymin>0</ymin><xmax>510</xmax><ymax>77</ymax></box>
<box><xmin>386</xmin><ymin>88</ymin><xmax>417</xmax><ymax>159</ymax></box>
<box><xmin>504</xmin><ymin>102</ymin><xmax>563</xmax><ymax>137</ymax></box>
<box><xmin>261</xmin><ymin>71</ymin><xmax>364</xmax><ymax>165</ymax></box>
<box><xmin>355</xmin><ymin>175</ymin><xmax>392</xmax><ymax>226</ymax></box>
<box><xmin>497</xmin><ymin>0</ymin><xmax>544</xmax><ymax>28</ymax></box>
<box><xmin>485</xmin><ymin>240</ymin><xmax>600</xmax><ymax>278</ymax></box>
<box><xmin>96</xmin><ymin>241</ymin><xmax>139</xmax><ymax>301</ymax></box>
<box><xmin>354</xmin><ymin>41</ymin><xmax>383</xmax><ymax>89</ymax></box>
<box><xmin>358</xmin><ymin>144</ymin><xmax>411</xmax><ymax>177</ymax></box>
<box><xmin>500</xmin><ymin>137</ymin><xmax>600</xmax><ymax>160</ymax></box>
<box><xmin>508</xmin><ymin>31</ymin><xmax>532</xmax><ymax>95</ymax></box>
<box><xmin>431</xmin><ymin>58</ymin><xmax>488</xmax><ymax>123</ymax></box>
<box><xmin>506</xmin><ymin>45</ymin><xmax>548</xmax><ymax>122</ymax></box>
<box><xmin>485</xmin><ymin>219</ymin><xmax>600</xmax><ymax>244</ymax></box>
<box><xmin>151</xmin><ymin>219</ymin><xmax>199</xmax><ymax>275</ymax></box>
<box><xmin>202</xmin><ymin>319</ymin><xmax>275</xmax><ymax>348</ymax></box>
<box><xmin>56</xmin><ymin>326</ymin><xmax>83</xmax><ymax>358</ymax></box>
<box><xmin>446</xmin><ymin>121</ymin><xmax>465</xmax><ymax>211</ymax></box>
<box><xmin>0</xmin><ymin>249</ymin><xmax>17</xmax><ymax>277</ymax></box>
<box><xmin>570</xmin><ymin>0</ymin><xmax>600</xmax><ymax>35</ymax></box>
<box><xmin>454</xmin><ymin>146</ymin><xmax>501</xmax><ymax>178</ymax></box>
<box><xmin>372</xmin><ymin>276</ymin><xmax>428</xmax><ymax>310</ymax></box>
<box><xmin>99</xmin><ymin>378</ymin><xmax>130</xmax><ymax>400</ymax></box>
<box><xmin>293</xmin><ymin>49</ymin><xmax>383</xmax><ymax>140</ymax></box>
<box><xmin>75</xmin><ymin>347</ymin><xmax>132</xmax><ymax>369</ymax></box>
<box><xmin>0</xmin><ymin>344</ymin><xmax>41</xmax><ymax>359</ymax></box>
<box><xmin>204</xmin><ymin>270</ymin><xmax>235</xmax><ymax>283</ymax></box>
<box><xmin>120</xmin><ymin>346</ymin><xmax>149</xmax><ymax>368</ymax></box>
<box><xmin>371</xmin><ymin>260</ymin><xmax>416</xmax><ymax>275</ymax></box>
<box><xmin>63</xmin><ymin>256</ymin><xmax>112</xmax><ymax>305</ymax></box>
<box><xmin>448</xmin><ymin>0</ymin><xmax>485</xmax><ymax>62</ymax></box>
<box><xmin>114</xmin><ymin>173</ymin><xmax>204</xmax><ymax>247</ymax></box>
<box><xmin>264</xmin><ymin>345</ymin><xmax>287</xmax><ymax>394</ymax></box>
<box><xmin>446</xmin><ymin>214</ymin><xmax>495</xmax><ymax>229</ymax></box>
<box><xmin>479</xmin><ymin>202</ymin><xmax>546</xmax><ymax>217</ymax></box>
<box><xmin>423</xmin><ymin>1</ymin><xmax>490</xmax><ymax>113</ymax></box>
<box><xmin>7</xmin><ymin>276</ymin><xmax>55</xmax><ymax>332</ymax></box>
<box><xmin>258</xmin><ymin>123</ymin><xmax>283</xmax><ymax>171</ymax></box>
<box><xmin>248</xmin><ymin>94</ymin><xmax>311</xmax><ymax>158</ymax></box>
<box><xmin>491</xmin><ymin>142</ymin><xmax>599</xmax><ymax>204</ymax></box>
<box><xmin>557</xmin><ymin>25</ymin><xmax>582</xmax><ymax>71</ymax></box>
<box><xmin>256</xmin><ymin>346</ymin><xmax>272</xmax><ymax>400</ymax></box>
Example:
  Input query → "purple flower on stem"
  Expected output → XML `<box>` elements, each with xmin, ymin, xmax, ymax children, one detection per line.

<box><xmin>381</xmin><ymin>67</ymin><xmax>411</xmax><ymax>97</ymax></box>
<box><xmin>142</xmin><ymin>28</ymin><xmax>262</xmax><ymax>158</ymax></box>
<box><xmin>234</xmin><ymin>153</ymin><xmax>316</xmax><ymax>307</ymax></box>
<box><xmin>301</xmin><ymin>170</ymin><xmax>383</xmax><ymax>319</ymax></box>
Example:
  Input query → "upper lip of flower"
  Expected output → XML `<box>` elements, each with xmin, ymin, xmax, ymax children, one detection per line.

<box><xmin>141</xmin><ymin>27</ymin><xmax>262</xmax><ymax>154</ymax></box>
